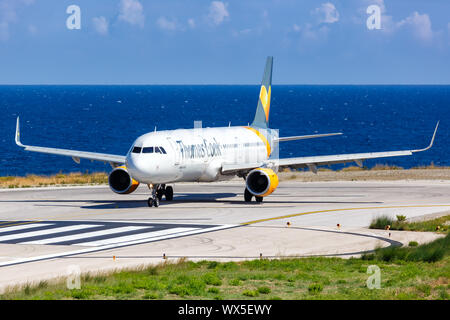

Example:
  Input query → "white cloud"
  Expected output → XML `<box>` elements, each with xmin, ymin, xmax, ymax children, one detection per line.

<box><xmin>28</xmin><ymin>24</ymin><xmax>37</xmax><ymax>35</ymax></box>
<box><xmin>208</xmin><ymin>1</ymin><xmax>229</xmax><ymax>25</ymax></box>
<box><xmin>291</xmin><ymin>22</ymin><xmax>329</xmax><ymax>42</ymax></box>
<box><xmin>156</xmin><ymin>17</ymin><xmax>177</xmax><ymax>31</ymax></box>
<box><xmin>188</xmin><ymin>18</ymin><xmax>195</xmax><ymax>29</ymax></box>
<box><xmin>93</xmin><ymin>16</ymin><xmax>108</xmax><ymax>35</ymax></box>
<box><xmin>118</xmin><ymin>0</ymin><xmax>144</xmax><ymax>28</ymax></box>
<box><xmin>0</xmin><ymin>22</ymin><xmax>9</xmax><ymax>41</ymax></box>
<box><xmin>0</xmin><ymin>0</ymin><xmax>34</xmax><ymax>41</ymax></box>
<box><xmin>397</xmin><ymin>12</ymin><xmax>433</xmax><ymax>42</ymax></box>
<box><xmin>312</xmin><ymin>2</ymin><xmax>339</xmax><ymax>24</ymax></box>
<box><xmin>364</xmin><ymin>0</ymin><xmax>385</xmax><ymax>13</ymax></box>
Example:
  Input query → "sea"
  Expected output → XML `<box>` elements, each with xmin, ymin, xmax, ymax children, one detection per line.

<box><xmin>0</xmin><ymin>85</ymin><xmax>449</xmax><ymax>176</ymax></box>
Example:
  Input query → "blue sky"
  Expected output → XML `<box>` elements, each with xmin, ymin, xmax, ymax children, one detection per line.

<box><xmin>0</xmin><ymin>0</ymin><xmax>449</xmax><ymax>84</ymax></box>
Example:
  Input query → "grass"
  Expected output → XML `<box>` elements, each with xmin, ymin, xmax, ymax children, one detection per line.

<box><xmin>362</xmin><ymin>233</ymin><xmax>450</xmax><ymax>263</ymax></box>
<box><xmin>0</xmin><ymin>172</ymin><xmax>108</xmax><ymax>189</ymax></box>
<box><xmin>340</xmin><ymin>164</ymin><xmax>404</xmax><ymax>172</ymax></box>
<box><xmin>1</xmin><ymin>235</ymin><xmax>449</xmax><ymax>300</ymax></box>
<box><xmin>369</xmin><ymin>215</ymin><xmax>450</xmax><ymax>233</ymax></box>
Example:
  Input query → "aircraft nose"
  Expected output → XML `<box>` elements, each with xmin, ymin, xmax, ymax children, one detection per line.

<box><xmin>126</xmin><ymin>153</ymin><xmax>149</xmax><ymax>181</ymax></box>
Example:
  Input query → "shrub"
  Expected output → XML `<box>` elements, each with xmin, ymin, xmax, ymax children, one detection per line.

<box><xmin>369</xmin><ymin>215</ymin><xmax>394</xmax><ymax>229</ymax></box>
<box><xmin>257</xmin><ymin>286</ymin><xmax>271</xmax><ymax>294</ymax></box>
<box><xmin>396</xmin><ymin>215</ymin><xmax>407</xmax><ymax>222</ymax></box>
<box><xmin>229</xmin><ymin>279</ymin><xmax>241</xmax><ymax>286</ymax></box>
<box><xmin>208</xmin><ymin>287</ymin><xmax>220</xmax><ymax>294</ymax></box>
<box><xmin>142</xmin><ymin>292</ymin><xmax>159</xmax><ymax>299</ymax></box>
<box><xmin>207</xmin><ymin>261</ymin><xmax>219</xmax><ymax>269</ymax></box>
<box><xmin>242</xmin><ymin>290</ymin><xmax>259</xmax><ymax>297</ymax></box>
<box><xmin>169</xmin><ymin>285</ymin><xmax>190</xmax><ymax>297</ymax></box>
<box><xmin>308</xmin><ymin>283</ymin><xmax>323</xmax><ymax>294</ymax></box>
<box><xmin>409</xmin><ymin>241</ymin><xmax>418</xmax><ymax>247</ymax></box>
<box><xmin>202</xmin><ymin>273</ymin><xmax>222</xmax><ymax>286</ymax></box>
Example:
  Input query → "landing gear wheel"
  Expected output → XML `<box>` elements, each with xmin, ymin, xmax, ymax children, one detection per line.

<box><xmin>244</xmin><ymin>188</ymin><xmax>253</xmax><ymax>202</ymax></box>
<box><xmin>255</xmin><ymin>196</ymin><xmax>263</xmax><ymax>203</ymax></box>
<box><xmin>165</xmin><ymin>186</ymin><xmax>174</xmax><ymax>201</ymax></box>
<box><xmin>147</xmin><ymin>197</ymin><xmax>159</xmax><ymax>207</ymax></box>
<box><xmin>156</xmin><ymin>190</ymin><xmax>163</xmax><ymax>201</ymax></box>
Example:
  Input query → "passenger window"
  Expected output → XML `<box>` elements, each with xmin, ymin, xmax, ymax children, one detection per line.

<box><xmin>132</xmin><ymin>147</ymin><xmax>142</xmax><ymax>153</ymax></box>
<box><xmin>142</xmin><ymin>147</ymin><xmax>154</xmax><ymax>153</ymax></box>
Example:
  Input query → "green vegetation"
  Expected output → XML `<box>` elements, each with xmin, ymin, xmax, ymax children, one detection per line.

<box><xmin>362</xmin><ymin>233</ymin><xmax>449</xmax><ymax>263</ymax></box>
<box><xmin>369</xmin><ymin>215</ymin><xmax>450</xmax><ymax>233</ymax></box>
<box><xmin>369</xmin><ymin>215</ymin><xmax>395</xmax><ymax>230</ymax></box>
<box><xmin>409</xmin><ymin>241</ymin><xmax>419</xmax><ymax>247</ymax></box>
<box><xmin>1</xmin><ymin>235</ymin><xmax>449</xmax><ymax>300</ymax></box>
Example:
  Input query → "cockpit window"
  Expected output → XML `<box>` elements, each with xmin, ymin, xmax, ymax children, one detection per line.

<box><xmin>141</xmin><ymin>146</ymin><xmax>167</xmax><ymax>154</ymax></box>
<box><xmin>132</xmin><ymin>146</ymin><xmax>142</xmax><ymax>153</ymax></box>
<box><xmin>142</xmin><ymin>147</ymin><xmax>154</xmax><ymax>153</ymax></box>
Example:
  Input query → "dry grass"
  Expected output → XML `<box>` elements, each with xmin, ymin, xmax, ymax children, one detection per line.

<box><xmin>278</xmin><ymin>167</ymin><xmax>450</xmax><ymax>182</ymax></box>
<box><xmin>0</xmin><ymin>172</ymin><xmax>108</xmax><ymax>189</ymax></box>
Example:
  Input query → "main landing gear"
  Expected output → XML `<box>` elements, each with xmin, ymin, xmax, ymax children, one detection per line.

<box><xmin>147</xmin><ymin>184</ymin><xmax>174</xmax><ymax>207</ymax></box>
<box><xmin>244</xmin><ymin>188</ymin><xmax>263</xmax><ymax>203</ymax></box>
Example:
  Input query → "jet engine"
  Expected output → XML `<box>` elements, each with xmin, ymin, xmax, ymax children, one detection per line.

<box><xmin>245</xmin><ymin>168</ymin><xmax>279</xmax><ymax>197</ymax></box>
<box><xmin>108</xmin><ymin>166</ymin><xmax>139</xmax><ymax>194</ymax></box>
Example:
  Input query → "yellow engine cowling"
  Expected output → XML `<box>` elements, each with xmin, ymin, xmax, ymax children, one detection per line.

<box><xmin>245</xmin><ymin>168</ymin><xmax>279</xmax><ymax>197</ymax></box>
<box><xmin>108</xmin><ymin>166</ymin><xmax>139</xmax><ymax>194</ymax></box>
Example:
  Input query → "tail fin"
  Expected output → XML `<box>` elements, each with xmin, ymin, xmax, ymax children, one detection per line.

<box><xmin>251</xmin><ymin>56</ymin><xmax>273</xmax><ymax>129</ymax></box>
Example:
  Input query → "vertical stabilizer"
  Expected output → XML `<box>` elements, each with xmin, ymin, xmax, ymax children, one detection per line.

<box><xmin>251</xmin><ymin>56</ymin><xmax>273</xmax><ymax>128</ymax></box>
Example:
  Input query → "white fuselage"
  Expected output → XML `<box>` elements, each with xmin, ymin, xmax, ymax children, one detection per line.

<box><xmin>126</xmin><ymin>126</ymin><xmax>276</xmax><ymax>184</ymax></box>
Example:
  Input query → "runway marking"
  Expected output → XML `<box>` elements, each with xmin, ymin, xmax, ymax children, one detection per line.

<box><xmin>78</xmin><ymin>227</ymin><xmax>198</xmax><ymax>247</ymax></box>
<box><xmin>0</xmin><ymin>223</ymin><xmax>54</xmax><ymax>233</ymax></box>
<box><xmin>241</xmin><ymin>204</ymin><xmax>450</xmax><ymax>225</ymax></box>
<box><xmin>0</xmin><ymin>224</ymin><xmax>99</xmax><ymax>242</ymax></box>
<box><xmin>0</xmin><ymin>220</ymin><xmax>43</xmax><ymax>229</ymax></box>
<box><xmin>21</xmin><ymin>226</ymin><xmax>150</xmax><ymax>245</ymax></box>
<box><xmin>0</xmin><ymin>222</ymin><xmax>236</xmax><ymax>267</ymax></box>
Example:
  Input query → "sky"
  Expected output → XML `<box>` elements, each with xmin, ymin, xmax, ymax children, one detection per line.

<box><xmin>0</xmin><ymin>0</ymin><xmax>449</xmax><ymax>84</ymax></box>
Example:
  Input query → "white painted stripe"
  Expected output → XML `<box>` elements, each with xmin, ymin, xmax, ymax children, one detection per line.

<box><xmin>0</xmin><ymin>224</ymin><xmax>99</xmax><ymax>242</ymax></box>
<box><xmin>0</xmin><ymin>225</ymin><xmax>237</xmax><ymax>267</ymax></box>
<box><xmin>21</xmin><ymin>226</ymin><xmax>151</xmax><ymax>245</ymax></box>
<box><xmin>0</xmin><ymin>223</ymin><xmax>54</xmax><ymax>233</ymax></box>
<box><xmin>78</xmin><ymin>227</ymin><xmax>198</xmax><ymax>247</ymax></box>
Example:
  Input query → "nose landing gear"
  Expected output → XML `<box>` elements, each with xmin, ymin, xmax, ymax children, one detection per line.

<box><xmin>147</xmin><ymin>184</ymin><xmax>174</xmax><ymax>207</ymax></box>
<box><xmin>244</xmin><ymin>187</ymin><xmax>263</xmax><ymax>203</ymax></box>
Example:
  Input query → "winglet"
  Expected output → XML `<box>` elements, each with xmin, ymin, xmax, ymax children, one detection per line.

<box><xmin>15</xmin><ymin>117</ymin><xmax>25</xmax><ymax>147</ymax></box>
<box><xmin>412</xmin><ymin>121</ymin><xmax>439</xmax><ymax>153</ymax></box>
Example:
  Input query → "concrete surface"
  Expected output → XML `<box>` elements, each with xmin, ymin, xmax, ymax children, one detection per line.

<box><xmin>0</xmin><ymin>180</ymin><xmax>448</xmax><ymax>291</ymax></box>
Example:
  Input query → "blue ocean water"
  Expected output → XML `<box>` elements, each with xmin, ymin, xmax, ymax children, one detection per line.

<box><xmin>0</xmin><ymin>85</ymin><xmax>449</xmax><ymax>176</ymax></box>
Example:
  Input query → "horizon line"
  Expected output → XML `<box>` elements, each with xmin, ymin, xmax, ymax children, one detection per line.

<box><xmin>0</xmin><ymin>83</ymin><xmax>449</xmax><ymax>86</ymax></box>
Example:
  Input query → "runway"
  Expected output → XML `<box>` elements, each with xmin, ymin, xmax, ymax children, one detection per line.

<box><xmin>0</xmin><ymin>180</ymin><xmax>448</xmax><ymax>291</ymax></box>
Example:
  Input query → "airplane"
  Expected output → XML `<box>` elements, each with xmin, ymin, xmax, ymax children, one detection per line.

<box><xmin>15</xmin><ymin>57</ymin><xmax>439</xmax><ymax>208</ymax></box>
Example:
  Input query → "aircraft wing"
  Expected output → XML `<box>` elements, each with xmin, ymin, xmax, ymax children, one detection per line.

<box><xmin>275</xmin><ymin>132</ymin><xmax>342</xmax><ymax>142</ymax></box>
<box><xmin>15</xmin><ymin>117</ymin><xmax>126</xmax><ymax>167</ymax></box>
<box><xmin>222</xmin><ymin>122</ymin><xmax>439</xmax><ymax>175</ymax></box>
